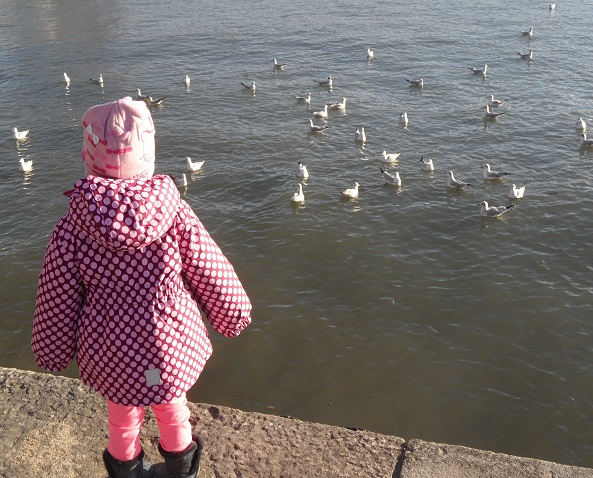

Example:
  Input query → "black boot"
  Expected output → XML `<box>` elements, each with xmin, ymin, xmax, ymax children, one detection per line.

<box><xmin>103</xmin><ymin>448</ymin><xmax>154</xmax><ymax>478</ymax></box>
<box><xmin>158</xmin><ymin>435</ymin><xmax>203</xmax><ymax>478</ymax></box>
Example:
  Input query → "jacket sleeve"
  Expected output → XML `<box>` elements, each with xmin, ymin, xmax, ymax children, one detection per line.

<box><xmin>31</xmin><ymin>218</ymin><xmax>85</xmax><ymax>371</ymax></box>
<box><xmin>177</xmin><ymin>202</ymin><xmax>252</xmax><ymax>338</ymax></box>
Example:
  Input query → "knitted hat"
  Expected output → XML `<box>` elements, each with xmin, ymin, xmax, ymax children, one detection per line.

<box><xmin>81</xmin><ymin>97</ymin><xmax>155</xmax><ymax>179</ymax></box>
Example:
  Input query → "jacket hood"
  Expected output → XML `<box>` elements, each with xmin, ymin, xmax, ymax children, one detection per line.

<box><xmin>68</xmin><ymin>174</ymin><xmax>181</xmax><ymax>251</ymax></box>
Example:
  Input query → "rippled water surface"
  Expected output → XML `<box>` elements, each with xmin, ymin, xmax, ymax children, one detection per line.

<box><xmin>2</xmin><ymin>0</ymin><xmax>593</xmax><ymax>468</ymax></box>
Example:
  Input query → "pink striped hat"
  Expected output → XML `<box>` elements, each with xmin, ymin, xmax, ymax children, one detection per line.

<box><xmin>82</xmin><ymin>97</ymin><xmax>155</xmax><ymax>180</ymax></box>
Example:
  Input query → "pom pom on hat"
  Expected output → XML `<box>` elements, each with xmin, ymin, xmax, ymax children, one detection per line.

<box><xmin>82</xmin><ymin>97</ymin><xmax>155</xmax><ymax>179</ymax></box>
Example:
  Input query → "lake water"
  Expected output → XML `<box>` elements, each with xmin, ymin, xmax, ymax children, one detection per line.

<box><xmin>2</xmin><ymin>0</ymin><xmax>593</xmax><ymax>468</ymax></box>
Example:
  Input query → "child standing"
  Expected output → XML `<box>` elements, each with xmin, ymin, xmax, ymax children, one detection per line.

<box><xmin>32</xmin><ymin>97</ymin><xmax>252</xmax><ymax>478</ymax></box>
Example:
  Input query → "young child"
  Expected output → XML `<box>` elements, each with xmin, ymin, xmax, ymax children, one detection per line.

<box><xmin>32</xmin><ymin>97</ymin><xmax>252</xmax><ymax>478</ymax></box>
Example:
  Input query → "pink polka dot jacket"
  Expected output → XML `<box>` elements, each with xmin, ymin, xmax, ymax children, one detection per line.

<box><xmin>32</xmin><ymin>174</ymin><xmax>252</xmax><ymax>406</ymax></box>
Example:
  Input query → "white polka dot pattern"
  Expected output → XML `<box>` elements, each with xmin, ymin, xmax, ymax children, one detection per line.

<box><xmin>32</xmin><ymin>175</ymin><xmax>252</xmax><ymax>406</ymax></box>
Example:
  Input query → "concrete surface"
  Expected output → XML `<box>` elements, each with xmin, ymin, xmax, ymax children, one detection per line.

<box><xmin>1</xmin><ymin>367</ymin><xmax>592</xmax><ymax>478</ymax></box>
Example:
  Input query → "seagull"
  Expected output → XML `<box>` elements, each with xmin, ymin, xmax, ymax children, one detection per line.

<box><xmin>19</xmin><ymin>158</ymin><xmax>33</xmax><ymax>172</ymax></box>
<box><xmin>291</xmin><ymin>183</ymin><xmax>305</xmax><ymax>203</ymax></box>
<box><xmin>63</xmin><ymin>72</ymin><xmax>70</xmax><ymax>85</ymax></box>
<box><xmin>367</xmin><ymin>48</ymin><xmax>374</xmax><ymax>60</ymax></box>
<box><xmin>341</xmin><ymin>181</ymin><xmax>359</xmax><ymax>199</ymax></box>
<box><xmin>186</xmin><ymin>157</ymin><xmax>205</xmax><ymax>172</ymax></box>
<box><xmin>517</xmin><ymin>49</ymin><xmax>533</xmax><ymax>60</ymax></box>
<box><xmin>241</xmin><ymin>81</ymin><xmax>256</xmax><ymax>91</ymax></box>
<box><xmin>419</xmin><ymin>157</ymin><xmax>434</xmax><ymax>171</ymax></box>
<box><xmin>12</xmin><ymin>127</ymin><xmax>29</xmax><ymax>140</ymax></box>
<box><xmin>479</xmin><ymin>201</ymin><xmax>515</xmax><ymax>218</ymax></box>
<box><xmin>580</xmin><ymin>133</ymin><xmax>593</xmax><ymax>148</ymax></box>
<box><xmin>295</xmin><ymin>160</ymin><xmax>309</xmax><ymax>179</ymax></box>
<box><xmin>469</xmin><ymin>64</ymin><xmax>488</xmax><ymax>75</ymax></box>
<box><xmin>272</xmin><ymin>58</ymin><xmax>286</xmax><ymax>70</ymax></box>
<box><xmin>484</xmin><ymin>105</ymin><xmax>505</xmax><ymax>119</ymax></box>
<box><xmin>399</xmin><ymin>112</ymin><xmax>408</xmax><ymax>126</ymax></box>
<box><xmin>576</xmin><ymin>117</ymin><xmax>587</xmax><ymax>131</ymax></box>
<box><xmin>312</xmin><ymin>104</ymin><xmax>328</xmax><ymax>120</ymax></box>
<box><xmin>488</xmin><ymin>95</ymin><xmax>508</xmax><ymax>107</ymax></box>
<box><xmin>184</xmin><ymin>75</ymin><xmax>191</xmax><ymax>86</ymax></box>
<box><xmin>549</xmin><ymin>3</ymin><xmax>555</xmax><ymax>10</ymax></box>
<box><xmin>294</xmin><ymin>92</ymin><xmax>312</xmax><ymax>104</ymax></box>
<box><xmin>406</xmin><ymin>78</ymin><xmax>424</xmax><ymax>87</ymax></box>
<box><xmin>355</xmin><ymin>127</ymin><xmax>366</xmax><ymax>142</ymax></box>
<box><xmin>90</xmin><ymin>74</ymin><xmax>103</xmax><ymax>85</ymax></box>
<box><xmin>136</xmin><ymin>89</ymin><xmax>149</xmax><ymax>101</ymax></box>
<box><xmin>314</xmin><ymin>76</ymin><xmax>333</xmax><ymax>87</ymax></box>
<box><xmin>173</xmin><ymin>173</ymin><xmax>188</xmax><ymax>188</ymax></box>
<box><xmin>381</xmin><ymin>150</ymin><xmax>401</xmax><ymax>163</ymax></box>
<box><xmin>308</xmin><ymin>119</ymin><xmax>330</xmax><ymax>133</ymax></box>
<box><xmin>483</xmin><ymin>163</ymin><xmax>511</xmax><ymax>180</ymax></box>
<box><xmin>381</xmin><ymin>168</ymin><xmax>401</xmax><ymax>187</ymax></box>
<box><xmin>145</xmin><ymin>96</ymin><xmax>165</xmax><ymax>107</ymax></box>
<box><xmin>328</xmin><ymin>97</ymin><xmax>347</xmax><ymax>110</ymax></box>
<box><xmin>508</xmin><ymin>184</ymin><xmax>526</xmax><ymax>199</ymax></box>
<box><xmin>522</xmin><ymin>27</ymin><xmax>534</xmax><ymax>38</ymax></box>
<box><xmin>447</xmin><ymin>171</ymin><xmax>473</xmax><ymax>190</ymax></box>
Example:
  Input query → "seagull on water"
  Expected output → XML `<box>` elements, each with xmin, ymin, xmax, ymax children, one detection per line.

<box><xmin>12</xmin><ymin>127</ymin><xmax>29</xmax><ymax>140</ymax></box>
<box><xmin>517</xmin><ymin>49</ymin><xmax>533</xmax><ymax>60</ymax></box>
<box><xmin>367</xmin><ymin>48</ymin><xmax>374</xmax><ymax>60</ymax></box>
<box><xmin>63</xmin><ymin>72</ymin><xmax>70</xmax><ymax>85</ymax></box>
<box><xmin>328</xmin><ymin>98</ymin><xmax>347</xmax><ymax>110</ymax></box>
<box><xmin>341</xmin><ymin>181</ymin><xmax>359</xmax><ymax>199</ymax></box>
<box><xmin>241</xmin><ymin>81</ymin><xmax>256</xmax><ymax>92</ymax></box>
<box><xmin>184</xmin><ymin>75</ymin><xmax>191</xmax><ymax>87</ymax></box>
<box><xmin>400</xmin><ymin>112</ymin><xmax>409</xmax><ymax>126</ymax></box>
<box><xmin>488</xmin><ymin>95</ymin><xmax>508</xmax><ymax>107</ymax></box>
<box><xmin>291</xmin><ymin>183</ymin><xmax>305</xmax><ymax>203</ymax></box>
<box><xmin>484</xmin><ymin>105</ymin><xmax>505</xmax><ymax>119</ymax></box>
<box><xmin>549</xmin><ymin>3</ymin><xmax>555</xmax><ymax>10</ymax></box>
<box><xmin>355</xmin><ymin>127</ymin><xmax>366</xmax><ymax>143</ymax></box>
<box><xmin>272</xmin><ymin>58</ymin><xmax>286</xmax><ymax>70</ymax></box>
<box><xmin>186</xmin><ymin>157</ymin><xmax>205</xmax><ymax>172</ymax></box>
<box><xmin>295</xmin><ymin>160</ymin><xmax>309</xmax><ymax>179</ymax></box>
<box><xmin>447</xmin><ymin>171</ymin><xmax>473</xmax><ymax>190</ymax></box>
<box><xmin>381</xmin><ymin>168</ymin><xmax>401</xmax><ymax>187</ymax></box>
<box><xmin>136</xmin><ymin>89</ymin><xmax>149</xmax><ymax>101</ymax></box>
<box><xmin>508</xmin><ymin>184</ymin><xmax>526</xmax><ymax>199</ymax></box>
<box><xmin>469</xmin><ymin>64</ymin><xmax>488</xmax><ymax>75</ymax></box>
<box><xmin>312</xmin><ymin>104</ymin><xmax>329</xmax><ymax>120</ymax></box>
<box><xmin>580</xmin><ymin>133</ymin><xmax>593</xmax><ymax>148</ymax></box>
<box><xmin>420</xmin><ymin>157</ymin><xmax>434</xmax><ymax>171</ymax></box>
<box><xmin>90</xmin><ymin>74</ymin><xmax>103</xmax><ymax>85</ymax></box>
<box><xmin>480</xmin><ymin>201</ymin><xmax>515</xmax><ymax>218</ymax></box>
<box><xmin>294</xmin><ymin>92</ymin><xmax>312</xmax><ymax>104</ymax></box>
<box><xmin>19</xmin><ymin>158</ymin><xmax>33</xmax><ymax>172</ymax></box>
<box><xmin>174</xmin><ymin>174</ymin><xmax>188</xmax><ymax>188</ymax></box>
<box><xmin>145</xmin><ymin>96</ymin><xmax>165</xmax><ymax>107</ymax></box>
<box><xmin>576</xmin><ymin>117</ymin><xmax>587</xmax><ymax>131</ymax></box>
<box><xmin>308</xmin><ymin>119</ymin><xmax>330</xmax><ymax>133</ymax></box>
<box><xmin>381</xmin><ymin>150</ymin><xmax>401</xmax><ymax>163</ymax></box>
<box><xmin>406</xmin><ymin>78</ymin><xmax>424</xmax><ymax>88</ymax></box>
<box><xmin>522</xmin><ymin>27</ymin><xmax>534</xmax><ymax>38</ymax></box>
<box><xmin>314</xmin><ymin>76</ymin><xmax>333</xmax><ymax>87</ymax></box>
<box><xmin>483</xmin><ymin>163</ymin><xmax>511</xmax><ymax>180</ymax></box>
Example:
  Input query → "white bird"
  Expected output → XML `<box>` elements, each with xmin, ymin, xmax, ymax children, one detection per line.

<box><xmin>308</xmin><ymin>119</ymin><xmax>330</xmax><ymax>133</ymax></box>
<box><xmin>12</xmin><ymin>127</ymin><xmax>29</xmax><ymax>140</ymax></box>
<box><xmin>19</xmin><ymin>158</ymin><xmax>33</xmax><ymax>172</ymax></box>
<box><xmin>479</xmin><ymin>201</ymin><xmax>515</xmax><ymax>218</ymax></box>
<box><xmin>145</xmin><ymin>96</ymin><xmax>165</xmax><ymax>107</ymax></box>
<box><xmin>136</xmin><ymin>89</ymin><xmax>149</xmax><ymax>101</ymax></box>
<box><xmin>483</xmin><ymin>163</ymin><xmax>511</xmax><ymax>180</ymax></box>
<box><xmin>328</xmin><ymin>97</ymin><xmax>347</xmax><ymax>110</ymax></box>
<box><xmin>406</xmin><ymin>78</ymin><xmax>424</xmax><ymax>87</ymax></box>
<box><xmin>447</xmin><ymin>171</ymin><xmax>473</xmax><ymax>190</ymax></box>
<box><xmin>341</xmin><ymin>181</ymin><xmax>359</xmax><ymax>199</ymax></box>
<box><xmin>312</xmin><ymin>104</ymin><xmax>328</xmax><ymax>120</ymax></box>
<box><xmin>174</xmin><ymin>173</ymin><xmax>188</xmax><ymax>188</ymax></box>
<box><xmin>186</xmin><ymin>157</ymin><xmax>205</xmax><ymax>172</ymax></box>
<box><xmin>522</xmin><ymin>27</ymin><xmax>534</xmax><ymax>38</ymax></box>
<box><xmin>367</xmin><ymin>48</ymin><xmax>374</xmax><ymax>60</ymax></box>
<box><xmin>399</xmin><ymin>112</ymin><xmax>409</xmax><ymax>126</ymax></box>
<box><xmin>90</xmin><ymin>74</ymin><xmax>103</xmax><ymax>85</ymax></box>
<box><xmin>355</xmin><ymin>127</ymin><xmax>366</xmax><ymax>142</ymax></box>
<box><xmin>580</xmin><ymin>133</ymin><xmax>593</xmax><ymax>148</ymax></box>
<box><xmin>294</xmin><ymin>92</ymin><xmax>312</xmax><ymax>104</ymax></box>
<box><xmin>241</xmin><ymin>81</ymin><xmax>256</xmax><ymax>91</ymax></box>
<box><xmin>314</xmin><ymin>76</ymin><xmax>333</xmax><ymax>87</ymax></box>
<box><xmin>381</xmin><ymin>150</ymin><xmax>401</xmax><ymax>163</ymax></box>
<box><xmin>272</xmin><ymin>58</ymin><xmax>286</xmax><ymax>70</ymax></box>
<box><xmin>508</xmin><ymin>184</ymin><xmax>526</xmax><ymax>199</ymax></box>
<box><xmin>469</xmin><ymin>64</ymin><xmax>488</xmax><ymax>75</ymax></box>
<box><xmin>549</xmin><ymin>3</ymin><xmax>555</xmax><ymax>10</ymax></box>
<box><xmin>295</xmin><ymin>160</ymin><xmax>309</xmax><ymax>179</ymax></box>
<box><xmin>484</xmin><ymin>105</ymin><xmax>505</xmax><ymax>119</ymax></box>
<box><xmin>184</xmin><ymin>75</ymin><xmax>191</xmax><ymax>86</ymax></box>
<box><xmin>488</xmin><ymin>95</ymin><xmax>509</xmax><ymax>107</ymax></box>
<box><xmin>291</xmin><ymin>183</ymin><xmax>305</xmax><ymax>203</ymax></box>
<box><xmin>381</xmin><ymin>168</ymin><xmax>401</xmax><ymax>187</ymax></box>
<box><xmin>419</xmin><ymin>157</ymin><xmax>434</xmax><ymax>171</ymax></box>
<box><xmin>63</xmin><ymin>72</ymin><xmax>70</xmax><ymax>85</ymax></box>
<box><xmin>517</xmin><ymin>49</ymin><xmax>533</xmax><ymax>60</ymax></box>
<box><xmin>576</xmin><ymin>117</ymin><xmax>587</xmax><ymax>131</ymax></box>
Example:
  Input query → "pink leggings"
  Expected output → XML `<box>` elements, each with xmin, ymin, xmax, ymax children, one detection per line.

<box><xmin>107</xmin><ymin>395</ymin><xmax>193</xmax><ymax>461</ymax></box>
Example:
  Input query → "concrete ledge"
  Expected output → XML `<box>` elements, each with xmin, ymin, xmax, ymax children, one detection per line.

<box><xmin>1</xmin><ymin>367</ymin><xmax>592</xmax><ymax>478</ymax></box>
